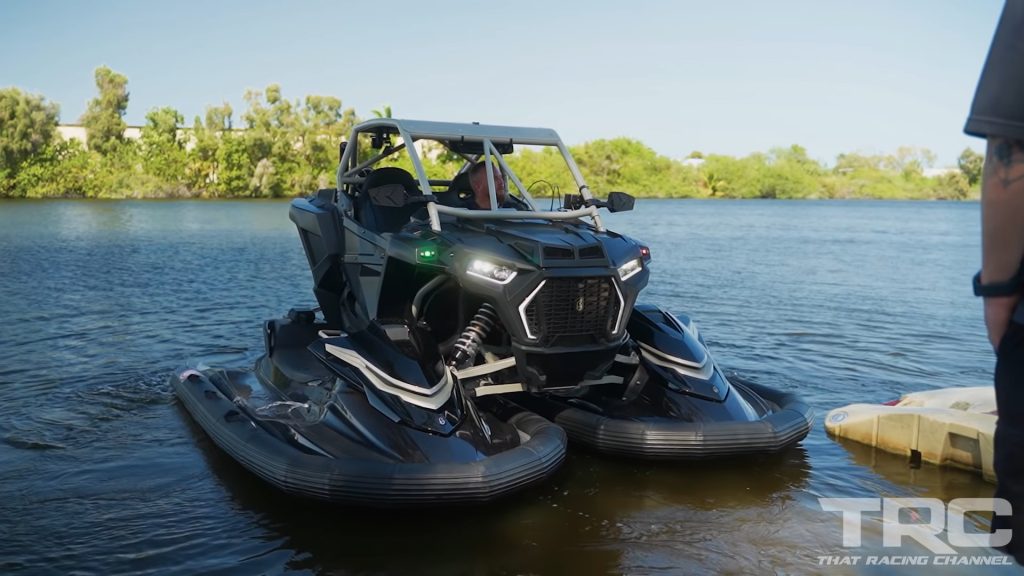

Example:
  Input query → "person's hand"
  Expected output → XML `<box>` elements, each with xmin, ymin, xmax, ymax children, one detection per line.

<box><xmin>985</xmin><ymin>294</ymin><xmax>1021</xmax><ymax>351</ymax></box>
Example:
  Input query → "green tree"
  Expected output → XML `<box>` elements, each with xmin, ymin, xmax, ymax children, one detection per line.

<box><xmin>0</xmin><ymin>72</ymin><xmax>993</xmax><ymax>201</ymax></box>
<box><xmin>11</xmin><ymin>139</ymin><xmax>97</xmax><ymax>198</ymax></box>
<box><xmin>185</xmin><ymin>103</ymin><xmax>233</xmax><ymax>194</ymax></box>
<box><xmin>883</xmin><ymin>146</ymin><xmax>936</xmax><ymax>177</ymax></box>
<box><xmin>251</xmin><ymin>157</ymin><xmax>277</xmax><ymax>197</ymax></box>
<box><xmin>241</xmin><ymin>84</ymin><xmax>319</xmax><ymax>195</ymax></box>
<box><xmin>700</xmin><ymin>154</ymin><xmax>765</xmax><ymax>198</ymax></box>
<box><xmin>758</xmin><ymin>145</ymin><xmax>823</xmax><ymax>198</ymax></box>
<box><xmin>299</xmin><ymin>95</ymin><xmax>357</xmax><ymax>190</ymax></box>
<box><xmin>0</xmin><ymin>88</ymin><xmax>59</xmax><ymax>188</ymax></box>
<box><xmin>932</xmin><ymin>171</ymin><xmax>971</xmax><ymax>200</ymax></box>
<box><xmin>215</xmin><ymin>132</ymin><xmax>253</xmax><ymax>197</ymax></box>
<box><xmin>80</xmin><ymin>66</ymin><xmax>129</xmax><ymax>155</ymax></box>
<box><xmin>835</xmin><ymin>152</ymin><xmax>883</xmax><ymax>173</ymax></box>
<box><xmin>504</xmin><ymin>146</ymin><xmax>577</xmax><ymax>201</ymax></box>
<box><xmin>572</xmin><ymin>138</ymin><xmax>700</xmax><ymax>197</ymax></box>
<box><xmin>957</xmin><ymin>147</ymin><xmax>984</xmax><ymax>187</ymax></box>
<box><xmin>143</xmin><ymin>106</ymin><xmax>182</xmax><ymax>144</ymax></box>
<box><xmin>242</xmin><ymin>86</ymin><xmax>286</xmax><ymax>170</ymax></box>
<box><xmin>205</xmin><ymin>102</ymin><xmax>233</xmax><ymax>131</ymax></box>
<box><xmin>371</xmin><ymin>104</ymin><xmax>393</xmax><ymax>119</ymax></box>
<box><xmin>186</xmin><ymin>114</ymin><xmax>216</xmax><ymax>192</ymax></box>
<box><xmin>95</xmin><ymin>139</ymin><xmax>158</xmax><ymax>198</ymax></box>
<box><xmin>140</xmin><ymin>107</ymin><xmax>187</xmax><ymax>188</ymax></box>
<box><xmin>700</xmin><ymin>169</ymin><xmax>727</xmax><ymax>197</ymax></box>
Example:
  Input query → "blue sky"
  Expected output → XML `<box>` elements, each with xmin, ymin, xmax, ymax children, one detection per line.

<box><xmin>0</xmin><ymin>0</ymin><xmax>1003</xmax><ymax>166</ymax></box>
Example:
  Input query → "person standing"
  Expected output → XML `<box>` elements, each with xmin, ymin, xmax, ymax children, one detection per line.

<box><xmin>965</xmin><ymin>0</ymin><xmax>1024</xmax><ymax>564</ymax></box>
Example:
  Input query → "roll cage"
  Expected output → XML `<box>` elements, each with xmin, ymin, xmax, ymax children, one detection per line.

<box><xmin>335</xmin><ymin>119</ymin><xmax>605</xmax><ymax>232</ymax></box>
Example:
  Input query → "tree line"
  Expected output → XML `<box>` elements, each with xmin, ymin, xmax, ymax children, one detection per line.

<box><xmin>0</xmin><ymin>66</ymin><xmax>984</xmax><ymax>200</ymax></box>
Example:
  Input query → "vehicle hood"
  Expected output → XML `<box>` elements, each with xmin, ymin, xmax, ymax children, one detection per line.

<box><xmin>437</xmin><ymin>218</ymin><xmax>640</xmax><ymax>269</ymax></box>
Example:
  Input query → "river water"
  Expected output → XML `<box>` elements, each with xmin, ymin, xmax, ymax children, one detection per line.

<box><xmin>0</xmin><ymin>199</ymin><xmax>1017</xmax><ymax>575</ymax></box>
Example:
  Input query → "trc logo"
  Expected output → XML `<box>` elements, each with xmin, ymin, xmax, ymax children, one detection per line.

<box><xmin>818</xmin><ymin>497</ymin><xmax>1012</xmax><ymax>555</ymax></box>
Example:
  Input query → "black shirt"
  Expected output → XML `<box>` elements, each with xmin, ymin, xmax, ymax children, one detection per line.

<box><xmin>965</xmin><ymin>1</ymin><xmax>1024</xmax><ymax>322</ymax></box>
<box><xmin>965</xmin><ymin>1</ymin><xmax>1024</xmax><ymax>140</ymax></box>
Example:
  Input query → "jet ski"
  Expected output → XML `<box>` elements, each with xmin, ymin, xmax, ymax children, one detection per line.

<box><xmin>284</xmin><ymin>118</ymin><xmax>813</xmax><ymax>460</ymax></box>
<box><xmin>172</xmin><ymin>309</ymin><xmax>566</xmax><ymax>505</ymax></box>
<box><xmin>171</xmin><ymin>303</ymin><xmax>565</xmax><ymax>500</ymax></box>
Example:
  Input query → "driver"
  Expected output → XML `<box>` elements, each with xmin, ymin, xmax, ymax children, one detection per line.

<box><xmin>468</xmin><ymin>162</ymin><xmax>508</xmax><ymax>210</ymax></box>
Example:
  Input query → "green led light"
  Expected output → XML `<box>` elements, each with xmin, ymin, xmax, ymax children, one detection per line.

<box><xmin>416</xmin><ymin>247</ymin><xmax>438</xmax><ymax>263</ymax></box>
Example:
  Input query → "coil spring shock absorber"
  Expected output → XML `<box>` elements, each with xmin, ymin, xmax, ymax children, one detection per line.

<box><xmin>449</xmin><ymin>303</ymin><xmax>498</xmax><ymax>369</ymax></box>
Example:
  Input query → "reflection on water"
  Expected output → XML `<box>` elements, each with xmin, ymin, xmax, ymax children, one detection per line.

<box><xmin>184</xmin><ymin>401</ymin><xmax>815</xmax><ymax>575</ymax></box>
<box><xmin>0</xmin><ymin>199</ymin><xmax>1018</xmax><ymax>574</ymax></box>
<box><xmin>834</xmin><ymin>436</ymin><xmax>995</xmax><ymax>502</ymax></box>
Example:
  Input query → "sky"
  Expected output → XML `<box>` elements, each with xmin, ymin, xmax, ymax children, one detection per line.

<box><xmin>0</xmin><ymin>0</ymin><xmax>1004</xmax><ymax>167</ymax></box>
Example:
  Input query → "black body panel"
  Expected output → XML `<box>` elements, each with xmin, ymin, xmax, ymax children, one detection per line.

<box><xmin>289</xmin><ymin>191</ymin><xmax>349</xmax><ymax>328</ymax></box>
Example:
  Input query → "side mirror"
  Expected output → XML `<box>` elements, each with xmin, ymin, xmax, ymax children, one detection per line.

<box><xmin>563</xmin><ymin>193</ymin><xmax>585</xmax><ymax>210</ymax></box>
<box><xmin>607</xmin><ymin>191</ymin><xmax>635</xmax><ymax>213</ymax></box>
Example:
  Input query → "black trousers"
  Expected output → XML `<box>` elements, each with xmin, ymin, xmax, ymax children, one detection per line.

<box><xmin>994</xmin><ymin>319</ymin><xmax>1024</xmax><ymax>564</ymax></box>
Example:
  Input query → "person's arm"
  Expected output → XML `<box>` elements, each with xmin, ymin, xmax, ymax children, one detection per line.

<box><xmin>981</xmin><ymin>136</ymin><xmax>1024</xmax><ymax>350</ymax></box>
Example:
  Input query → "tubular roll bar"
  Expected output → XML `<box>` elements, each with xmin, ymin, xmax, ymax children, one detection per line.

<box><xmin>335</xmin><ymin>118</ymin><xmax>604</xmax><ymax>232</ymax></box>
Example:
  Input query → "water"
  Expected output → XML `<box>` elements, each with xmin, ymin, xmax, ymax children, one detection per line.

<box><xmin>0</xmin><ymin>199</ymin><xmax>1016</xmax><ymax>575</ymax></box>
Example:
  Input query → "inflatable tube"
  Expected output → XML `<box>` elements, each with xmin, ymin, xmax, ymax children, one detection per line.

<box><xmin>825</xmin><ymin>386</ymin><xmax>996</xmax><ymax>482</ymax></box>
<box><xmin>551</xmin><ymin>379</ymin><xmax>813</xmax><ymax>459</ymax></box>
<box><xmin>172</xmin><ymin>370</ymin><xmax>566</xmax><ymax>506</ymax></box>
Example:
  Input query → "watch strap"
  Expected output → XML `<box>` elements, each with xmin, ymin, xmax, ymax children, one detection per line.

<box><xmin>973</xmin><ymin>270</ymin><xmax>1023</xmax><ymax>297</ymax></box>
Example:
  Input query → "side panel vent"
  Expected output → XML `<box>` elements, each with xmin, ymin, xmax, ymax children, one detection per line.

<box><xmin>578</xmin><ymin>244</ymin><xmax>605</xmax><ymax>260</ymax></box>
<box><xmin>542</xmin><ymin>246</ymin><xmax>574</xmax><ymax>260</ymax></box>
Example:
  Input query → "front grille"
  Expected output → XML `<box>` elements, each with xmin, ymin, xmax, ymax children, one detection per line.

<box><xmin>522</xmin><ymin>277</ymin><xmax>621</xmax><ymax>345</ymax></box>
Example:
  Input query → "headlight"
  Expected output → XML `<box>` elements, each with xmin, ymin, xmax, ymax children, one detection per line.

<box><xmin>617</xmin><ymin>258</ymin><xmax>643</xmax><ymax>281</ymax></box>
<box><xmin>467</xmin><ymin>259</ymin><xmax>517</xmax><ymax>284</ymax></box>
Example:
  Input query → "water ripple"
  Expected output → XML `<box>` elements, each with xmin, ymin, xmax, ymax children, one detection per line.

<box><xmin>0</xmin><ymin>199</ymin><xmax>1002</xmax><ymax>575</ymax></box>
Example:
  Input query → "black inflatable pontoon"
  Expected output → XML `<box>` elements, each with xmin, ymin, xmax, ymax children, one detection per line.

<box><xmin>506</xmin><ymin>308</ymin><xmax>813</xmax><ymax>459</ymax></box>
<box><xmin>501</xmin><ymin>305</ymin><xmax>806</xmax><ymax>457</ymax></box>
<box><xmin>548</xmin><ymin>378</ymin><xmax>812</xmax><ymax>459</ymax></box>
<box><xmin>172</xmin><ymin>312</ymin><xmax>566</xmax><ymax>506</ymax></box>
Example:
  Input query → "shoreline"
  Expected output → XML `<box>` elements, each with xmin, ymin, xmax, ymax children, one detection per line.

<box><xmin>0</xmin><ymin>195</ymin><xmax>980</xmax><ymax>203</ymax></box>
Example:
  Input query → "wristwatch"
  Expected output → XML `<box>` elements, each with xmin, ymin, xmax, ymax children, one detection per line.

<box><xmin>973</xmin><ymin>270</ymin><xmax>1023</xmax><ymax>297</ymax></box>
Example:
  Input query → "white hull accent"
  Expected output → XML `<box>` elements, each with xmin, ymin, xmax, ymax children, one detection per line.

<box><xmin>324</xmin><ymin>343</ymin><xmax>454</xmax><ymax>410</ymax></box>
<box><xmin>637</xmin><ymin>341</ymin><xmax>715</xmax><ymax>380</ymax></box>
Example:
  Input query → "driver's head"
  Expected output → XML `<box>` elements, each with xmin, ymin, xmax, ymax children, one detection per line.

<box><xmin>468</xmin><ymin>162</ymin><xmax>507</xmax><ymax>210</ymax></box>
